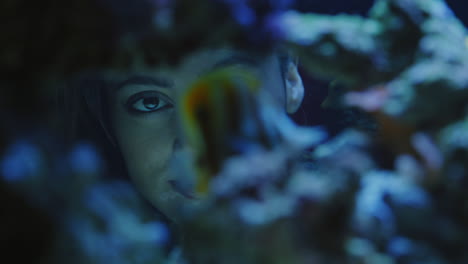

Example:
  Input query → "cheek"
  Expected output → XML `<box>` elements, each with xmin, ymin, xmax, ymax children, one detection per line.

<box><xmin>114</xmin><ymin>112</ymin><xmax>177</xmax><ymax>186</ymax></box>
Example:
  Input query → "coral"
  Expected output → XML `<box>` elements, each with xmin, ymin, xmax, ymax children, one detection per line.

<box><xmin>2</xmin><ymin>0</ymin><xmax>468</xmax><ymax>263</ymax></box>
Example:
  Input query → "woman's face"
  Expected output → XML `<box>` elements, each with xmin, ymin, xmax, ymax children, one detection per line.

<box><xmin>110</xmin><ymin>48</ymin><xmax>298</xmax><ymax>222</ymax></box>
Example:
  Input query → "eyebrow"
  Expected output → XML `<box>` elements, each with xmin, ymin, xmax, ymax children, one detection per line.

<box><xmin>114</xmin><ymin>53</ymin><xmax>261</xmax><ymax>91</ymax></box>
<box><xmin>115</xmin><ymin>75</ymin><xmax>174</xmax><ymax>91</ymax></box>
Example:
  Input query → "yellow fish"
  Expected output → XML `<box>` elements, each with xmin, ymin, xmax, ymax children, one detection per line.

<box><xmin>178</xmin><ymin>67</ymin><xmax>272</xmax><ymax>195</ymax></box>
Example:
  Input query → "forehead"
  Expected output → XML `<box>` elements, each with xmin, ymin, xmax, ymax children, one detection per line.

<box><xmin>173</xmin><ymin>48</ymin><xmax>260</xmax><ymax>71</ymax></box>
<box><xmin>106</xmin><ymin>48</ymin><xmax>279</xmax><ymax>82</ymax></box>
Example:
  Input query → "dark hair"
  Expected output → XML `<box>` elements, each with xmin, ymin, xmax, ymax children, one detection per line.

<box><xmin>58</xmin><ymin>71</ymin><xmax>128</xmax><ymax>180</ymax></box>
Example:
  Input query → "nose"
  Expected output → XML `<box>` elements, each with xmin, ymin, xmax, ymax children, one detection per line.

<box><xmin>169</xmin><ymin>137</ymin><xmax>197</xmax><ymax>198</ymax></box>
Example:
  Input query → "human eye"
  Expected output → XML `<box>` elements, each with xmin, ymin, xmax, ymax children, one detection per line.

<box><xmin>125</xmin><ymin>90</ymin><xmax>174</xmax><ymax>114</ymax></box>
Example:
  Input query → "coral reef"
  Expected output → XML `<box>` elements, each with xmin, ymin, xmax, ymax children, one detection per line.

<box><xmin>179</xmin><ymin>0</ymin><xmax>468</xmax><ymax>263</ymax></box>
<box><xmin>1</xmin><ymin>0</ymin><xmax>468</xmax><ymax>263</ymax></box>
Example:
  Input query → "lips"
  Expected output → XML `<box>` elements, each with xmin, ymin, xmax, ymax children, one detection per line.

<box><xmin>168</xmin><ymin>179</ymin><xmax>196</xmax><ymax>199</ymax></box>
